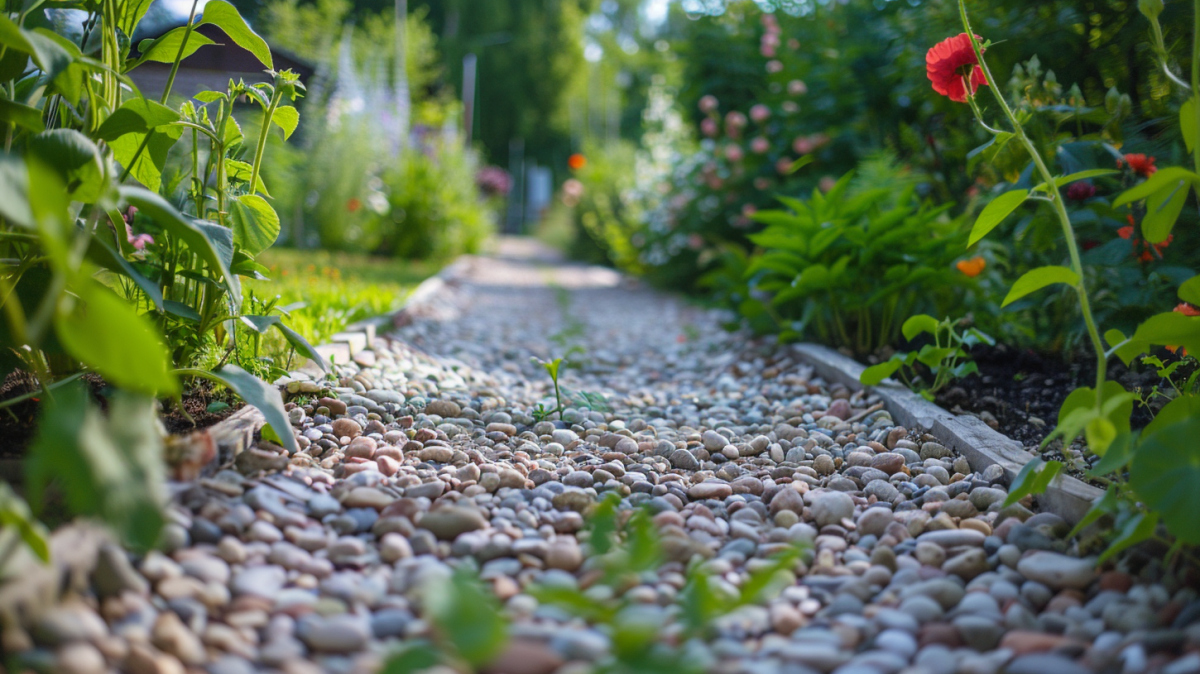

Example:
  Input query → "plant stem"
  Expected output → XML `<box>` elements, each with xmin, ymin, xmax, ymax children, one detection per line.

<box><xmin>249</xmin><ymin>84</ymin><xmax>282</xmax><ymax>198</ymax></box>
<box><xmin>958</xmin><ymin>0</ymin><xmax>1108</xmax><ymax>415</ymax></box>
<box><xmin>162</xmin><ymin>0</ymin><xmax>203</xmax><ymax>105</ymax></box>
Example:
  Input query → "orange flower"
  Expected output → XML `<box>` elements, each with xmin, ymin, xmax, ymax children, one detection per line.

<box><xmin>568</xmin><ymin>153</ymin><xmax>587</xmax><ymax>171</ymax></box>
<box><xmin>926</xmin><ymin>34</ymin><xmax>988</xmax><ymax>103</ymax></box>
<box><xmin>956</xmin><ymin>256</ymin><xmax>986</xmax><ymax>277</ymax></box>
<box><xmin>1117</xmin><ymin>153</ymin><xmax>1157</xmax><ymax>177</ymax></box>
<box><xmin>1119</xmin><ymin>223</ymin><xmax>1171</xmax><ymax>262</ymax></box>
<box><xmin>346</xmin><ymin>197</ymin><xmax>362</xmax><ymax>213</ymax></box>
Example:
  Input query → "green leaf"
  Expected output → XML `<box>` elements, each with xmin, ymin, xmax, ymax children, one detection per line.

<box><xmin>1067</xmin><ymin>487</ymin><xmax>1118</xmax><ymax>539</ymax></box>
<box><xmin>228</xmin><ymin>194</ymin><xmax>279</xmax><ymax>256</ymax></box>
<box><xmin>239</xmin><ymin>315</ymin><xmax>328</xmax><ymax>372</ymax></box>
<box><xmin>1034</xmin><ymin>169</ymin><xmax>1120</xmax><ymax>192</ymax></box>
<box><xmin>109</xmin><ymin>124</ymin><xmax>183</xmax><ymax>192</ymax></box>
<box><xmin>96</xmin><ymin>98</ymin><xmax>180</xmax><ymax>140</ymax></box>
<box><xmin>860</xmin><ymin>359</ymin><xmax>903</xmax><ymax>386</ymax></box>
<box><xmin>1085</xmin><ymin>418</ymin><xmax>1117</xmax><ymax>456</ymax></box>
<box><xmin>25</xmin><ymin>382</ymin><xmax>165</xmax><ymax>552</ymax></box>
<box><xmin>1180</xmin><ymin>276</ymin><xmax>1200</xmax><ymax>306</ymax></box>
<box><xmin>199</xmin><ymin>0</ymin><xmax>272</xmax><ymax>70</ymax></box>
<box><xmin>1138</xmin><ymin>0</ymin><xmax>1164</xmax><ymax>20</ymax></box>
<box><xmin>55</xmin><ymin>280</ymin><xmax>178</xmax><ymax>396</ymax></box>
<box><xmin>969</xmin><ymin>189</ymin><xmax>1028</xmax><ymax>246</ymax></box>
<box><xmin>1131</xmin><ymin>417</ymin><xmax>1200</xmax><ymax>544</ymax></box>
<box><xmin>1001</xmin><ymin>266</ymin><xmax>1080</xmax><ymax>308</ymax></box>
<box><xmin>1143</xmin><ymin>181</ymin><xmax>1188</xmax><ymax>244</ymax></box>
<box><xmin>901</xmin><ymin>314</ymin><xmax>939</xmax><ymax>341</ymax></box>
<box><xmin>1104</xmin><ymin>328</ymin><xmax>1127</xmax><ymax>350</ymax></box>
<box><xmin>225</xmin><ymin>159</ymin><xmax>269</xmax><ymax>196</ymax></box>
<box><xmin>424</xmin><ymin>567</ymin><xmax>507</xmax><ymax>667</ymax></box>
<box><xmin>1112</xmin><ymin>168</ymin><xmax>1200</xmax><ymax>207</ymax></box>
<box><xmin>784</xmin><ymin>155</ymin><xmax>814</xmax><ymax>175</ymax></box>
<box><xmin>380</xmin><ymin>642</ymin><xmax>442</xmax><ymax>674</ymax></box>
<box><xmin>915</xmin><ymin>345</ymin><xmax>955</xmax><ymax>368</ymax></box>
<box><xmin>1003</xmin><ymin>458</ymin><xmax>1061</xmax><ymax>507</ymax></box>
<box><xmin>26</xmin><ymin>129</ymin><xmax>105</xmax><ymax>202</ymax></box>
<box><xmin>1098</xmin><ymin>511</ymin><xmax>1158</xmax><ymax>563</ymax></box>
<box><xmin>163</xmin><ymin>300</ymin><xmax>201</xmax><ymax>322</ymax></box>
<box><xmin>120</xmin><ymin>186</ymin><xmax>241</xmax><ymax>308</ymax></box>
<box><xmin>0</xmin><ymin>483</ymin><xmax>49</xmax><ymax>564</ymax></box>
<box><xmin>271</xmin><ymin>105</ymin><xmax>299</xmax><ymax>140</ymax></box>
<box><xmin>0</xmin><ymin>98</ymin><xmax>44</xmax><ymax>132</ymax></box>
<box><xmin>197</xmin><ymin>365</ymin><xmax>297</xmax><ymax>454</ymax></box>
<box><xmin>1182</xmin><ymin>96</ymin><xmax>1197</xmax><ymax>154</ymax></box>
<box><xmin>127</xmin><ymin>26</ymin><xmax>217</xmax><ymax>71</ymax></box>
<box><xmin>1089</xmin><ymin>430</ymin><xmax>1138</xmax><ymax>476</ymax></box>
<box><xmin>83</xmin><ymin>233</ymin><xmax>163</xmax><ymax>312</ymax></box>
<box><xmin>0</xmin><ymin>154</ymin><xmax>32</xmax><ymax>228</ymax></box>
<box><xmin>1053</xmin><ymin>381</ymin><xmax>1131</xmax><ymax>454</ymax></box>
<box><xmin>1144</xmin><ymin>395</ymin><xmax>1200</xmax><ymax>437</ymax></box>
<box><xmin>1113</xmin><ymin>311</ymin><xmax>1200</xmax><ymax>365</ymax></box>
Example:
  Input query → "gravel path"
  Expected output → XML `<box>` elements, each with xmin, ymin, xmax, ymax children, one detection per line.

<box><xmin>8</xmin><ymin>238</ymin><xmax>1197</xmax><ymax>674</ymax></box>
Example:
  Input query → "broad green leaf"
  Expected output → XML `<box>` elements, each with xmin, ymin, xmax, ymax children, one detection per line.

<box><xmin>1182</xmin><ymin>96</ymin><xmax>1197</xmax><ymax>154</ymax></box>
<box><xmin>199</xmin><ymin>0</ymin><xmax>272</xmax><ymax>70</ymax></box>
<box><xmin>1053</xmin><ymin>382</ymin><xmax>1131</xmax><ymax>454</ymax></box>
<box><xmin>1113</xmin><ymin>168</ymin><xmax>1200</xmax><ymax>207</ymax></box>
<box><xmin>1180</xmin><ymin>276</ymin><xmax>1200</xmax><ymax>306</ymax></box>
<box><xmin>118</xmin><ymin>0</ymin><xmax>154</xmax><ymax>37</ymax></box>
<box><xmin>1001</xmin><ymin>266</ymin><xmax>1080</xmax><ymax>308</ymax></box>
<box><xmin>424</xmin><ymin>568</ymin><xmax>507</xmax><ymax>667</ymax></box>
<box><xmin>0</xmin><ymin>153</ymin><xmax>33</xmax><ymax>228</ymax></box>
<box><xmin>55</xmin><ymin>280</ymin><xmax>177</xmax><ymax>396</ymax></box>
<box><xmin>915</xmin><ymin>345</ymin><xmax>956</xmax><ymax>368</ymax></box>
<box><xmin>109</xmin><ymin>124</ymin><xmax>183</xmax><ymax>192</ymax></box>
<box><xmin>1089</xmin><ymin>430</ymin><xmax>1138</xmax><ymax>476</ymax></box>
<box><xmin>0</xmin><ymin>98</ymin><xmax>44</xmax><ymax>132</ymax></box>
<box><xmin>127</xmin><ymin>26</ymin><xmax>216</xmax><ymax>71</ymax></box>
<box><xmin>271</xmin><ymin>105</ymin><xmax>299</xmax><ymax>140</ymax></box>
<box><xmin>198</xmin><ymin>365</ymin><xmax>297</xmax><ymax>454</ymax></box>
<box><xmin>26</xmin><ymin>129</ymin><xmax>105</xmax><ymax>202</ymax></box>
<box><xmin>860</xmin><ymin>359</ymin><xmax>903</xmax><ymax>386</ymax></box>
<box><xmin>1143</xmin><ymin>181</ymin><xmax>1188</xmax><ymax>244</ymax></box>
<box><xmin>1144</xmin><ymin>395</ymin><xmax>1200</xmax><ymax>437</ymax></box>
<box><xmin>1031</xmin><ymin>459</ymin><xmax>1063</xmax><ymax>493</ymax></box>
<box><xmin>1113</xmin><ymin>311</ymin><xmax>1200</xmax><ymax>365</ymax></box>
<box><xmin>1098</xmin><ymin>511</ymin><xmax>1158</xmax><ymax>563</ymax></box>
<box><xmin>1131</xmin><ymin>417</ymin><xmax>1200</xmax><ymax>543</ymax></box>
<box><xmin>96</xmin><ymin>98</ymin><xmax>180</xmax><ymax>140</ymax></box>
<box><xmin>225</xmin><ymin>159</ymin><xmax>269</xmax><ymax>196</ymax></box>
<box><xmin>901</xmin><ymin>314</ymin><xmax>939</xmax><ymax>341</ymax></box>
<box><xmin>969</xmin><ymin>189</ymin><xmax>1027</xmax><ymax>246</ymax></box>
<box><xmin>1138</xmin><ymin>0</ymin><xmax>1164</xmax><ymax>20</ymax></box>
<box><xmin>25</xmin><ymin>382</ymin><xmax>165</xmax><ymax>552</ymax></box>
<box><xmin>1085</xmin><ymin>418</ymin><xmax>1117</xmax><ymax>456</ymax></box>
<box><xmin>1104</xmin><ymin>328</ymin><xmax>1127</xmax><ymax>350</ymax></box>
<box><xmin>163</xmin><ymin>300</ymin><xmax>201</xmax><ymax>322</ymax></box>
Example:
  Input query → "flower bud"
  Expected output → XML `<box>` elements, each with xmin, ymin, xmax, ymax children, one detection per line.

<box><xmin>1138</xmin><ymin>0</ymin><xmax>1163</xmax><ymax>20</ymax></box>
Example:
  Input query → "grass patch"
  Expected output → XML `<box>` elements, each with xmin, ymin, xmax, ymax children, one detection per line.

<box><xmin>245</xmin><ymin>248</ymin><xmax>439</xmax><ymax>354</ymax></box>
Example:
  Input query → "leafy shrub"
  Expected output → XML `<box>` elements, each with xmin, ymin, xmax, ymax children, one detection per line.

<box><xmin>739</xmin><ymin>165</ymin><xmax>971</xmax><ymax>355</ymax></box>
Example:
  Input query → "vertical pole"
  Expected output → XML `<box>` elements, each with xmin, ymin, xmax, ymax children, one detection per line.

<box><xmin>463</xmin><ymin>53</ymin><xmax>478</xmax><ymax>145</ymax></box>
<box><xmin>395</xmin><ymin>0</ymin><xmax>410</xmax><ymax>151</ymax></box>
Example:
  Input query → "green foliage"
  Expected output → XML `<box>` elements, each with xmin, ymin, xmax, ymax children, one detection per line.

<box><xmin>531</xmin><ymin>492</ymin><xmax>809</xmax><ymax>673</ymax></box>
<box><xmin>0</xmin><ymin>0</ymin><xmax>311</xmax><ymax>563</ymax></box>
<box><xmin>742</xmin><ymin>166</ymin><xmax>970</xmax><ymax>355</ymax></box>
<box><xmin>859</xmin><ymin>315</ymin><xmax>993</xmax><ymax>401</ymax></box>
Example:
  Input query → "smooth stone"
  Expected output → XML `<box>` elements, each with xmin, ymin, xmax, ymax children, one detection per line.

<box><xmin>1017</xmin><ymin>552</ymin><xmax>1097</xmax><ymax>590</ymax></box>
<box><xmin>811</xmin><ymin>491</ymin><xmax>855</xmax><ymax>527</ymax></box>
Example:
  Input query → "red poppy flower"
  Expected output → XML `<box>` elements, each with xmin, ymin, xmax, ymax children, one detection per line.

<box><xmin>568</xmin><ymin>154</ymin><xmax>587</xmax><ymax>171</ymax></box>
<box><xmin>1118</xmin><ymin>153</ymin><xmax>1157</xmax><ymax>177</ymax></box>
<box><xmin>927</xmin><ymin>34</ymin><xmax>988</xmax><ymax>103</ymax></box>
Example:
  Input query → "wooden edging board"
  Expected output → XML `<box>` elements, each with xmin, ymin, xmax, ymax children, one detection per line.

<box><xmin>790</xmin><ymin>343</ymin><xmax>1104</xmax><ymax>524</ymax></box>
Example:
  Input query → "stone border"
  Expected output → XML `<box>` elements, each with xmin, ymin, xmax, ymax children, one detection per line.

<box><xmin>790</xmin><ymin>343</ymin><xmax>1104</xmax><ymax>524</ymax></box>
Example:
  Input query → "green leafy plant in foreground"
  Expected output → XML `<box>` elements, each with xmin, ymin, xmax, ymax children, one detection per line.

<box><xmin>382</xmin><ymin>566</ymin><xmax>509</xmax><ymax>674</ymax></box>
<box><xmin>941</xmin><ymin>0</ymin><xmax>1200</xmax><ymax>560</ymax></box>
<box><xmin>531</xmin><ymin>493</ymin><xmax>809</xmax><ymax>674</ymax></box>
<box><xmin>860</xmin><ymin>315</ymin><xmax>994</xmax><ymax>401</ymax></box>
<box><xmin>0</xmin><ymin>0</ymin><xmax>319</xmax><ymax>561</ymax></box>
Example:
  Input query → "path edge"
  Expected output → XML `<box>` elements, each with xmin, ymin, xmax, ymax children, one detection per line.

<box><xmin>791</xmin><ymin>343</ymin><xmax>1104</xmax><ymax>524</ymax></box>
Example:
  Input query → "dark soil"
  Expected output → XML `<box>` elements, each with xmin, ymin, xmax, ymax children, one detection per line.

<box><xmin>934</xmin><ymin>343</ymin><xmax>1161</xmax><ymax>449</ymax></box>
<box><xmin>0</xmin><ymin>370</ymin><xmax>239</xmax><ymax>460</ymax></box>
